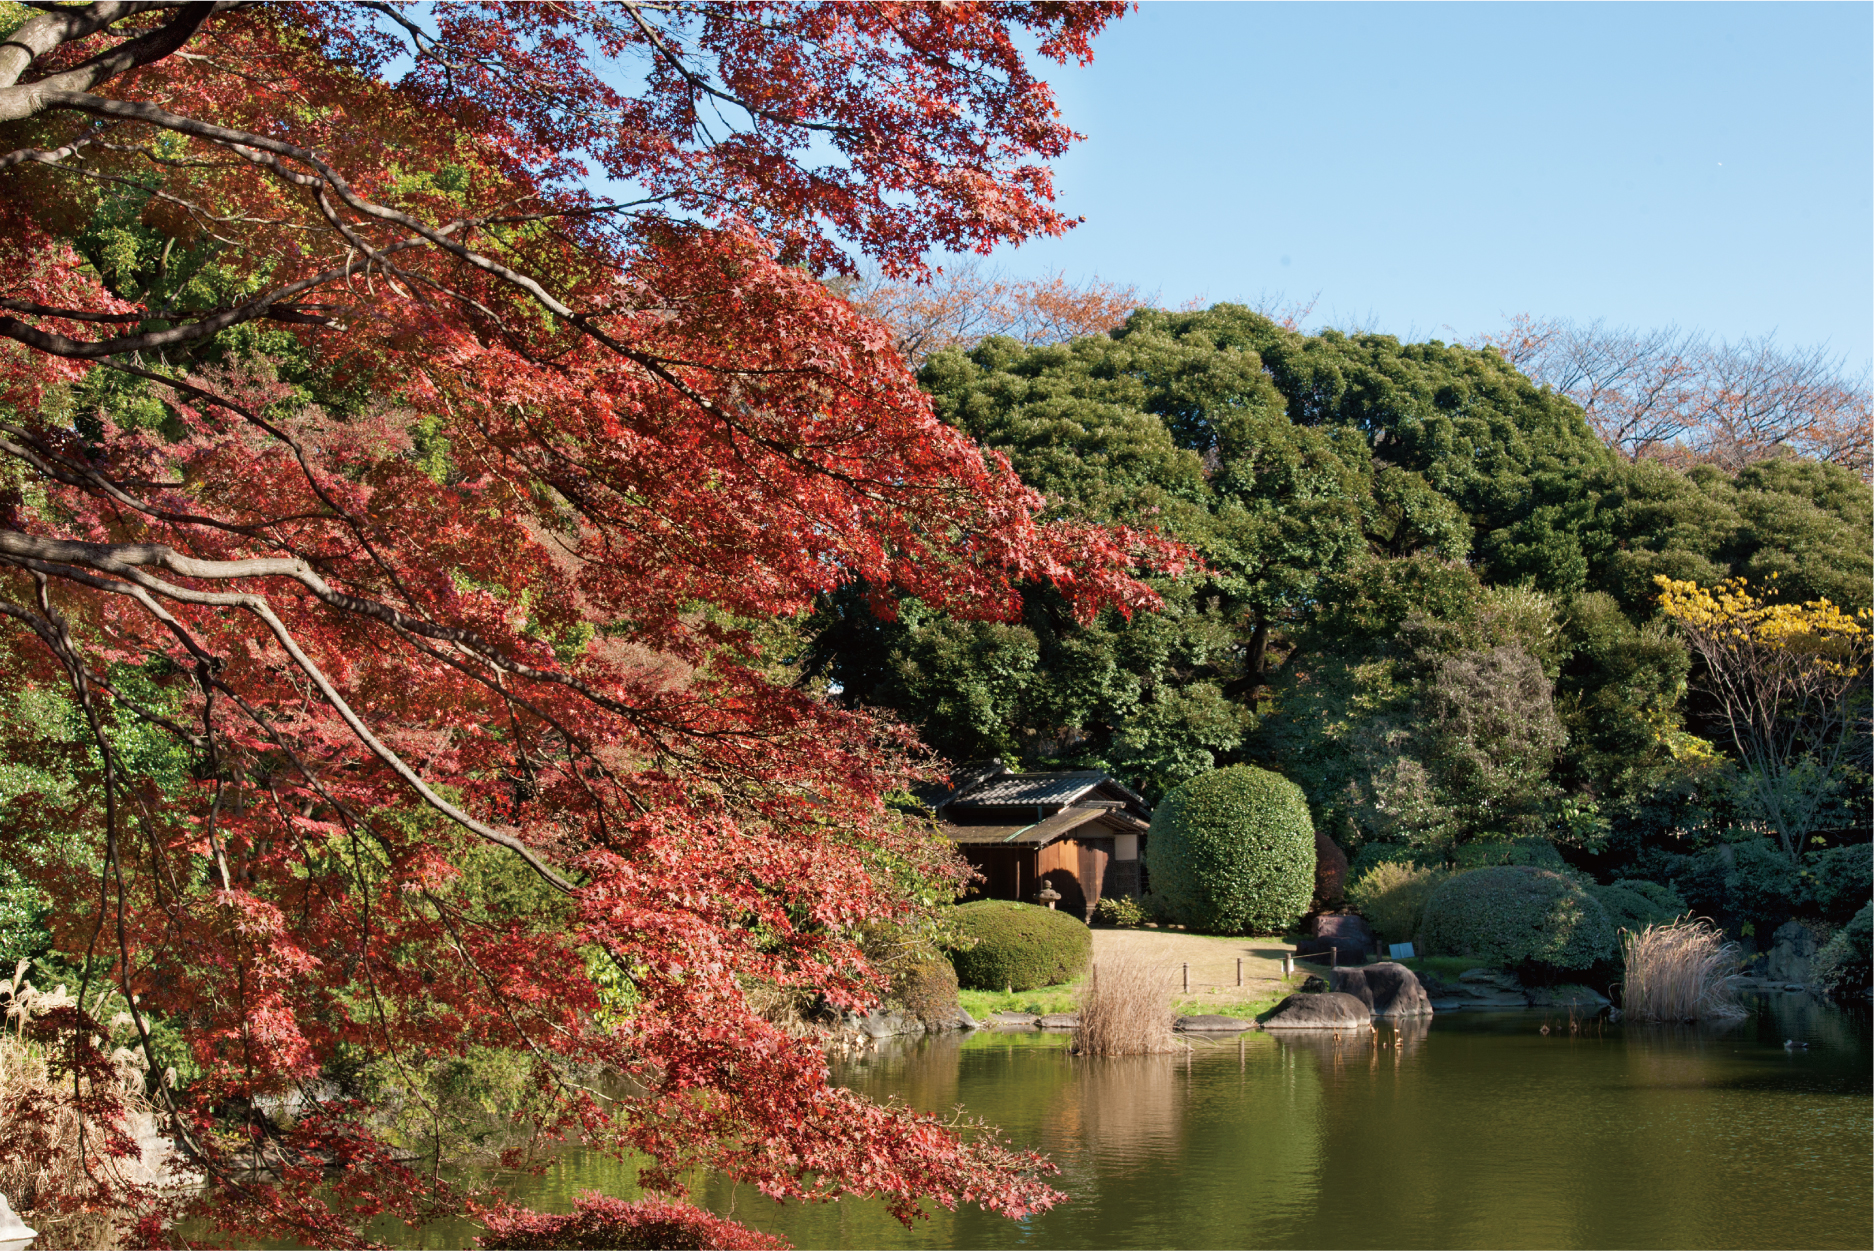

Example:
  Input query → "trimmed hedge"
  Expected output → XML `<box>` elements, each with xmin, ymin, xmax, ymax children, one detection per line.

<box><xmin>1453</xmin><ymin>838</ymin><xmax>1566</xmax><ymax>872</ymax></box>
<box><xmin>1143</xmin><ymin>765</ymin><xmax>1315</xmax><ymax>935</ymax></box>
<box><xmin>1421</xmin><ymin>866</ymin><xmax>1616</xmax><ymax>973</ymax></box>
<box><xmin>946</xmin><ymin>900</ymin><xmax>1091</xmax><ymax>992</ymax></box>
<box><xmin>1591</xmin><ymin>882</ymin><xmax>1682</xmax><ymax>935</ymax></box>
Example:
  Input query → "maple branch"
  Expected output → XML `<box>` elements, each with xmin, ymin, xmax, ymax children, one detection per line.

<box><xmin>0</xmin><ymin>531</ymin><xmax>576</xmax><ymax>892</ymax></box>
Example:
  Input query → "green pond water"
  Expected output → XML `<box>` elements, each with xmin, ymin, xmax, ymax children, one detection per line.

<box><xmin>388</xmin><ymin>993</ymin><xmax>1871</xmax><ymax>1250</ymax></box>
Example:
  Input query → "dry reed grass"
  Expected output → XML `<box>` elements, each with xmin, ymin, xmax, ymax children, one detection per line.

<box><xmin>1621</xmin><ymin>919</ymin><xmax>1747</xmax><ymax>1022</ymax></box>
<box><xmin>0</xmin><ymin>962</ymin><xmax>184</xmax><ymax>1250</ymax></box>
<box><xmin>1072</xmin><ymin>958</ymin><xmax>1180</xmax><ymax>1055</ymax></box>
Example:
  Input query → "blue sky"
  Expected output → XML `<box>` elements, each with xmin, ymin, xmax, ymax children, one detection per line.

<box><xmin>974</xmin><ymin>2</ymin><xmax>1872</xmax><ymax>363</ymax></box>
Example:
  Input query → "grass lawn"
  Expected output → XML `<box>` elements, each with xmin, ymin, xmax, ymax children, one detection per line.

<box><xmin>958</xmin><ymin>983</ymin><xmax>1083</xmax><ymax>1017</ymax></box>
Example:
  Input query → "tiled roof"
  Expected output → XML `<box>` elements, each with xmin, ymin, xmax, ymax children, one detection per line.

<box><xmin>953</xmin><ymin>769</ymin><xmax>1108</xmax><ymax>808</ymax></box>
<box><xmin>941</xmin><ymin>806</ymin><xmax>1146</xmax><ymax>846</ymax></box>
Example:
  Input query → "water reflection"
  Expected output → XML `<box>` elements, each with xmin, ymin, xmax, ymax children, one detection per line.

<box><xmin>380</xmin><ymin>998</ymin><xmax>1869</xmax><ymax>1250</ymax></box>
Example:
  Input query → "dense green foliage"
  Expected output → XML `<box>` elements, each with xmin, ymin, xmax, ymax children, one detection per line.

<box><xmin>1812</xmin><ymin>901</ymin><xmax>1873</xmax><ymax>1000</ymax></box>
<box><xmin>805</xmin><ymin>308</ymin><xmax>1870</xmax><ymax>876</ymax></box>
<box><xmin>1590</xmin><ymin>883</ymin><xmax>1684</xmax><ymax>935</ymax></box>
<box><xmin>946</xmin><ymin>901</ymin><xmax>1092</xmax><ymax>992</ymax></box>
<box><xmin>1346</xmin><ymin>862</ymin><xmax>1449</xmax><ymax>945</ymax></box>
<box><xmin>1092</xmin><ymin>895</ymin><xmax>1150</xmax><ymax>927</ymax></box>
<box><xmin>1143</xmin><ymin>765</ymin><xmax>1315</xmax><ymax>934</ymax></box>
<box><xmin>1420</xmin><ymin>867</ymin><xmax>1617</xmax><ymax>973</ymax></box>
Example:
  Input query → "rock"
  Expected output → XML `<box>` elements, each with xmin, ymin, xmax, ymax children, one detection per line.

<box><xmin>1036</xmin><ymin>1012</ymin><xmax>1078</xmax><ymax>1030</ymax></box>
<box><xmin>1261</xmin><ymin>991</ymin><xmax>1372</xmax><ymax>1030</ymax></box>
<box><xmin>1312</xmin><ymin>829</ymin><xmax>1350</xmax><ymax>910</ymax></box>
<box><xmin>1175</xmin><ymin>1014</ymin><xmax>1258</xmax><ymax>1032</ymax></box>
<box><xmin>986</xmin><ymin>1011</ymin><xmax>1039</xmax><ymax>1028</ymax></box>
<box><xmin>1459</xmin><ymin>967</ymin><xmax>1499</xmax><ymax>984</ymax></box>
<box><xmin>1525</xmin><ymin>984</ymin><xmax>1609</xmax><ymax>1009</ymax></box>
<box><xmin>1300</xmin><ymin>975</ymin><xmax>1330</xmax><ymax>993</ymax></box>
<box><xmin>1310</xmin><ymin>913</ymin><xmax>1375</xmax><ymax>964</ymax></box>
<box><xmin>954</xmin><ymin>1008</ymin><xmax>981</xmax><ymax>1031</ymax></box>
<box><xmin>1429</xmin><ymin>998</ymin><xmax>1463</xmax><ymax>1013</ymax></box>
<box><xmin>1764</xmin><ymin>920</ymin><xmax>1821</xmax><ymax>984</ymax></box>
<box><xmin>858</xmin><ymin>1009</ymin><xmax>920</xmax><ymax>1038</ymax></box>
<box><xmin>1332</xmin><ymin>962</ymin><xmax>1434</xmax><ymax>1017</ymax></box>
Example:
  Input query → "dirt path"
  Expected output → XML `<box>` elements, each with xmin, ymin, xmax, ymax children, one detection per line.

<box><xmin>1090</xmin><ymin>927</ymin><xmax>1306</xmax><ymax>1009</ymax></box>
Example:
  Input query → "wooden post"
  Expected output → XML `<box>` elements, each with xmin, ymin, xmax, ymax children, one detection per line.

<box><xmin>1331</xmin><ymin>947</ymin><xmax>1338</xmax><ymax>969</ymax></box>
<box><xmin>1181</xmin><ymin>962</ymin><xmax>1189</xmax><ymax>993</ymax></box>
<box><xmin>1236</xmin><ymin>957</ymin><xmax>1243</xmax><ymax>987</ymax></box>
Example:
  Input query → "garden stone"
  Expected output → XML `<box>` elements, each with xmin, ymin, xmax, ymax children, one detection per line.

<box><xmin>1036</xmin><ymin>1013</ymin><xmax>1079</xmax><ymax>1030</ymax></box>
<box><xmin>1262</xmin><ymin>991</ymin><xmax>1372</xmax><ymax>1029</ymax></box>
<box><xmin>859</xmin><ymin>1008</ymin><xmax>920</xmax><ymax>1038</ymax></box>
<box><xmin>1459</xmin><ymin>968</ymin><xmax>1499</xmax><ymax>983</ymax></box>
<box><xmin>987</xmin><ymin>1011</ymin><xmax>1040</xmax><ymax>1028</ymax></box>
<box><xmin>1175</xmin><ymin>1014</ymin><xmax>1258</xmax><ymax>1032</ymax></box>
<box><xmin>1300</xmin><ymin>975</ymin><xmax>1330</xmax><ymax>993</ymax></box>
<box><xmin>0</xmin><ymin>1195</ymin><xmax>34</xmax><ymax>1251</ymax></box>
<box><xmin>1764</xmin><ymin>921</ymin><xmax>1820</xmax><ymax>984</ymax></box>
<box><xmin>953</xmin><ymin>1008</ymin><xmax>980</xmax><ymax>1031</ymax></box>
<box><xmin>1332</xmin><ymin>962</ymin><xmax>1434</xmax><ymax>1016</ymax></box>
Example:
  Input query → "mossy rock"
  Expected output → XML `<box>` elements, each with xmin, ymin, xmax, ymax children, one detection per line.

<box><xmin>1143</xmin><ymin>765</ymin><xmax>1315</xmax><ymax>935</ymax></box>
<box><xmin>1421</xmin><ymin>866</ymin><xmax>1616</xmax><ymax>974</ymax></box>
<box><xmin>946</xmin><ymin>900</ymin><xmax>1091</xmax><ymax>992</ymax></box>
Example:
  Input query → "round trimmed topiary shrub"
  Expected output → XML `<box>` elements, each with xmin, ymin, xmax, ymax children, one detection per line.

<box><xmin>1421</xmin><ymin>866</ymin><xmax>1616</xmax><ymax>973</ymax></box>
<box><xmin>1143</xmin><ymin>765</ymin><xmax>1315</xmax><ymax>935</ymax></box>
<box><xmin>946</xmin><ymin>900</ymin><xmax>1091</xmax><ymax>992</ymax></box>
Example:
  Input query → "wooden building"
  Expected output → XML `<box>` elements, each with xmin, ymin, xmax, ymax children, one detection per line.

<box><xmin>933</xmin><ymin>766</ymin><xmax>1151</xmax><ymax>922</ymax></box>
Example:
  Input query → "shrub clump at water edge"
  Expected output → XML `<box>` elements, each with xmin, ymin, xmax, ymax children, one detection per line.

<box><xmin>946</xmin><ymin>900</ymin><xmax>1091</xmax><ymax>992</ymax></box>
<box><xmin>1419</xmin><ymin>866</ymin><xmax>1616</xmax><ymax>974</ymax></box>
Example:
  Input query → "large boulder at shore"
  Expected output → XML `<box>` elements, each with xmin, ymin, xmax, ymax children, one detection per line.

<box><xmin>1332</xmin><ymin>962</ymin><xmax>1433</xmax><ymax>1017</ymax></box>
<box><xmin>1308</xmin><ymin>913</ymin><xmax>1375</xmax><ymax>964</ymax></box>
<box><xmin>1262</xmin><ymin>991</ymin><xmax>1372</xmax><ymax>1030</ymax></box>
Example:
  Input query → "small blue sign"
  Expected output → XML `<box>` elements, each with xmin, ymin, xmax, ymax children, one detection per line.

<box><xmin>1389</xmin><ymin>942</ymin><xmax>1416</xmax><ymax>959</ymax></box>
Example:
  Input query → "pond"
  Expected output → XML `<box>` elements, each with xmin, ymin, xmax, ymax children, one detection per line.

<box><xmin>391</xmin><ymin>993</ymin><xmax>1871</xmax><ymax>1250</ymax></box>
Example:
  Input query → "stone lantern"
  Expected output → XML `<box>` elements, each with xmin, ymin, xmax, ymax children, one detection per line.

<box><xmin>1036</xmin><ymin>883</ymin><xmax>1061</xmax><ymax>910</ymax></box>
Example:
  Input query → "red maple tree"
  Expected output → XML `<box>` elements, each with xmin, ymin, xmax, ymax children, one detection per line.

<box><xmin>0</xmin><ymin>3</ymin><xmax>1177</xmax><ymax>1245</ymax></box>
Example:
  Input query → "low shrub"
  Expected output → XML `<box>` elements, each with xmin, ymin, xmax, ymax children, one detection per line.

<box><xmin>479</xmin><ymin>1193</ymin><xmax>787</xmax><ymax>1250</ymax></box>
<box><xmin>1609</xmin><ymin>878</ymin><xmax>1686</xmax><ymax>916</ymax></box>
<box><xmin>1143</xmin><ymin>765</ymin><xmax>1315</xmax><ymax>935</ymax></box>
<box><xmin>1591</xmin><ymin>882</ymin><xmax>1684</xmax><ymax>935</ymax></box>
<box><xmin>1092</xmin><ymin>895</ymin><xmax>1149</xmax><ymax>927</ymax></box>
<box><xmin>1346</xmin><ymin>862</ymin><xmax>1448</xmax><ymax>946</ymax></box>
<box><xmin>889</xmin><ymin>957</ymin><xmax>960</xmax><ymax>1028</ymax></box>
<box><xmin>1073</xmin><ymin>957</ymin><xmax>1178</xmax><ymax>1056</ymax></box>
<box><xmin>1452</xmin><ymin>838</ymin><xmax>1566</xmax><ymax>872</ymax></box>
<box><xmin>1346</xmin><ymin>843</ymin><xmax>1435</xmax><ymax>880</ymax></box>
<box><xmin>1420</xmin><ymin>866</ymin><xmax>1616</xmax><ymax>974</ymax></box>
<box><xmin>1812</xmin><ymin>901</ymin><xmax>1873</xmax><ymax>1001</ymax></box>
<box><xmin>1674</xmin><ymin>838</ymin><xmax>1804</xmax><ymax>935</ymax></box>
<box><xmin>1806</xmin><ymin>844</ymin><xmax>1873</xmax><ymax>923</ymax></box>
<box><xmin>946</xmin><ymin>900</ymin><xmax>1091</xmax><ymax>992</ymax></box>
<box><xmin>1620</xmin><ymin>919</ymin><xmax>1745</xmax><ymax>1021</ymax></box>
